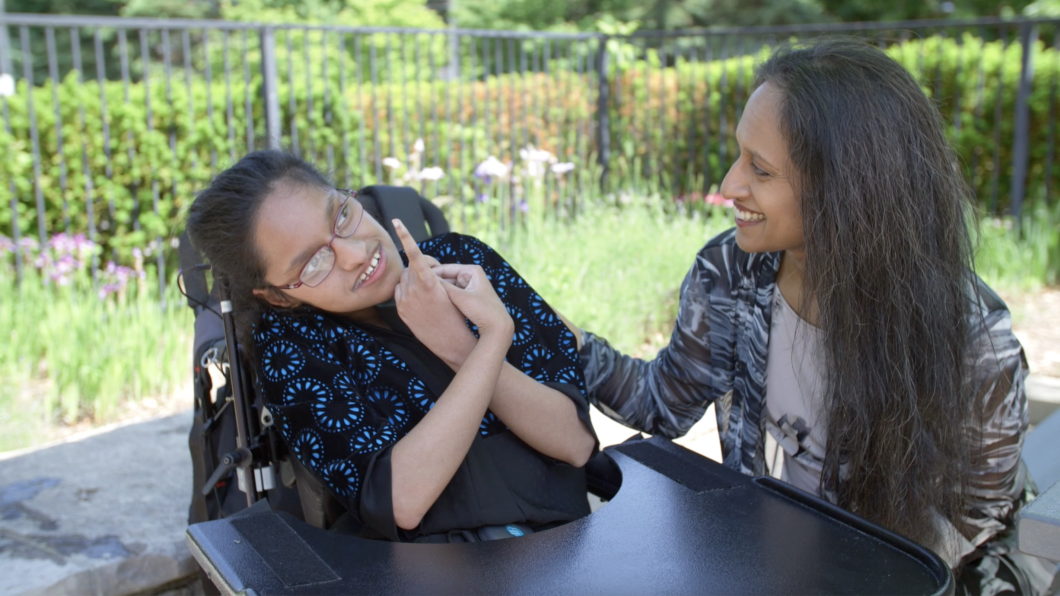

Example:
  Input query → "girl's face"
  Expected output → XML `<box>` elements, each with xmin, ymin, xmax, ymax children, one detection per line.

<box><xmin>720</xmin><ymin>82</ymin><xmax>805</xmax><ymax>259</ymax></box>
<box><xmin>253</xmin><ymin>183</ymin><xmax>404</xmax><ymax>320</ymax></box>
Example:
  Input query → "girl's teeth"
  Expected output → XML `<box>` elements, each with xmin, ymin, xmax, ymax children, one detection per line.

<box><xmin>359</xmin><ymin>249</ymin><xmax>382</xmax><ymax>283</ymax></box>
<box><xmin>736</xmin><ymin>209</ymin><xmax>764</xmax><ymax>221</ymax></box>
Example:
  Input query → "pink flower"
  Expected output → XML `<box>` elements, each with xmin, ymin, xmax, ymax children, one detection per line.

<box><xmin>704</xmin><ymin>193</ymin><xmax>733</xmax><ymax>208</ymax></box>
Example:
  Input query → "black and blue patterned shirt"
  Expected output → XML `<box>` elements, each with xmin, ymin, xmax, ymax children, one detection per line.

<box><xmin>254</xmin><ymin>233</ymin><xmax>592</xmax><ymax>540</ymax></box>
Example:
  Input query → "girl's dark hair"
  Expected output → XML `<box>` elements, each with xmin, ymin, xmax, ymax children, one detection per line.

<box><xmin>755</xmin><ymin>38</ymin><xmax>976</xmax><ymax>547</ymax></box>
<box><xmin>185</xmin><ymin>150</ymin><xmax>334</xmax><ymax>352</ymax></box>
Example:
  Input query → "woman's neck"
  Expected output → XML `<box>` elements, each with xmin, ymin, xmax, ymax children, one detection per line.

<box><xmin>777</xmin><ymin>249</ymin><xmax>818</xmax><ymax>326</ymax></box>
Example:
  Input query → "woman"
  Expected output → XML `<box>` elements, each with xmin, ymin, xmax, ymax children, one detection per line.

<box><xmin>186</xmin><ymin>151</ymin><xmax>595</xmax><ymax>542</ymax></box>
<box><xmin>578</xmin><ymin>39</ymin><xmax>1056</xmax><ymax>594</ymax></box>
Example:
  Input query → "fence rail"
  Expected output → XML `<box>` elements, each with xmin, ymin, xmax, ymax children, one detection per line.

<box><xmin>1</xmin><ymin>13</ymin><xmax>1059</xmax><ymax>282</ymax></box>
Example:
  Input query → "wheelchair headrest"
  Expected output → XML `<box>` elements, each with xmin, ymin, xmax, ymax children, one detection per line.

<box><xmin>356</xmin><ymin>185</ymin><xmax>449</xmax><ymax>247</ymax></box>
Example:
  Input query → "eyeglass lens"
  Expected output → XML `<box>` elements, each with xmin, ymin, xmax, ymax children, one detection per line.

<box><xmin>298</xmin><ymin>197</ymin><xmax>364</xmax><ymax>288</ymax></box>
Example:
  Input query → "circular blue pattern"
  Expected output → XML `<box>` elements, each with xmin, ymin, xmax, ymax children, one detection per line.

<box><xmin>334</xmin><ymin>371</ymin><xmax>358</xmax><ymax>397</ymax></box>
<box><xmin>368</xmin><ymin>387</ymin><xmax>409</xmax><ymax>428</ymax></box>
<box><xmin>555</xmin><ymin>367</ymin><xmax>581</xmax><ymax>386</ymax></box>
<box><xmin>283</xmin><ymin>377</ymin><xmax>330</xmax><ymax>405</ymax></box>
<box><xmin>557</xmin><ymin>332</ymin><xmax>578</xmax><ymax>361</ymax></box>
<box><xmin>479</xmin><ymin>411</ymin><xmax>501</xmax><ymax>436</ymax></box>
<box><xmin>348</xmin><ymin>341</ymin><xmax>381</xmax><ymax>385</ymax></box>
<box><xmin>308</xmin><ymin>341</ymin><xmax>342</xmax><ymax>365</ymax></box>
<box><xmin>261</xmin><ymin>340</ymin><xmax>305</xmax><ymax>382</ymax></box>
<box><xmin>408</xmin><ymin>378</ymin><xmax>433</xmax><ymax>411</ymax></box>
<box><xmin>289</xmin><ymin>317</ymin><xmax>323</xmax><ymax>342</ymax></box>
<box><xmin>352</xmin><ymin>425</ymin><xmax>397</xmax><ymax>453</ymax></box>
<box><xmin>290</xmin><ymin>429</ymin><xmax>324</xmax><ymax>469</ymax></box>
<box><xmin>487</xmin><ymin>263</ymin><xmax>524</xmax><ymax>299</ymax></box>
<box><xmin>322</xmin><ymin>460</ymin><xmax>359</xmax><ymax>498</ymax></box>
<box><xmin>430</xmin><ymin>241</ymin><xmax>457</xmax><ymax>261</ymax></box>
<box><xmin>507</xmin><ymin>306</ymin><xmax>533</xmax><ymax>346</ymax></box>
<box><xmin>529</xmin><ymin>292</ymin><xmax>561</xmax><ymax>327</ymax></box>
<box><xmin>312</xmin><ymin>395</ymin><xmax>364</xmax><ymax>432</ymax></box>
<box><xmin>253</xmin><ymin>313</ymin><xmax>287</xmax><ymax>344</ymax></box>
<box><xmin>381</xmin><ymin>347</ymin><xmax>408</xmax><ymax>371</ymax></box>
<box><xmin>463</xmin><ymin>241</ymin><xmax>486</xmax><ymax>265</ymax></box>
<box><xmin>521</xmin><ymin>345</ymin><xmax>553</xmax><ymax>381</ymax></box>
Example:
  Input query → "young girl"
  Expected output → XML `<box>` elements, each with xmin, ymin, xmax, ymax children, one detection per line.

<box><xmin>186</xmin><ymin>151</ymin><xmax>595</xmax><ymax>542</ymax></box>
<box><xmin>577</xmin><ymin>39</ymin><xmax>1057</xmax><ymax>594</ymax></box>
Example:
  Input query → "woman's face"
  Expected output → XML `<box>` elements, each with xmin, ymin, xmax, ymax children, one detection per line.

<box><xmin>720</xmin><ymin>81</ymin><xmax>805</xmax><ymax>259</ymax></box>
<box><xmin>253</xmin><ymin>183</ymin><xmax>404</xmax><ymax>319</ymax></box>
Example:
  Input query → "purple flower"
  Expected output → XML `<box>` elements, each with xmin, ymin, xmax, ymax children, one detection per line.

<box><xmin>0</xmin><ymin>235</ymin><xmax>13</xmax><ymax>254</ymax></box>
<box><xmin>519</xmin><ymin>200</ymin><xmax>529</xmax><ymax>213</ymax></box>
<box><xmin>72</xmin><ymin>233</ymin><xmax>95</xmax><ymax>254</ymax></box>
<box><xmin>476</xmin><ymin>193</ymin><xmax>489</xmax><ymax>203</ymax></box>
<box><xmin>474</xmin><ymin>156</ymin><xmax>510</xmax><ymax>184</ymax></box>
<box><xmin>18</xmin><ymin>237</ymin><xmax>39</xmax><ymax>254</ymax></box>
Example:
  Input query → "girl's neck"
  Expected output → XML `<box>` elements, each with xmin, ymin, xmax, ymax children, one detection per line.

<box><xmin>777</xmin><ymin>249</ymin><xmax>818</xmax><ymax>326</ymax></box>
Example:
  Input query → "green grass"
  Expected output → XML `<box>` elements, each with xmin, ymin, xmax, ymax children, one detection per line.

<box><xmin>973</xmin><ymin>201</ymin><xmax>1060</xmax><ymax>294</ymax></box>
<box><xmin>483</xmin><ymin>199</ymin><xmax>732</xmax><ymax>355</ymax></box>
<box><xmin>0</xmin><ymin>269</ymin><xmax>192</xmax><ymax>452</ymax></box>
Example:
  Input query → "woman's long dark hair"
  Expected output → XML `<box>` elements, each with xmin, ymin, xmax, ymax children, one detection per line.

<box><xmin>185</xmin><ymin>150</ymin><xmax>334</xmax><ymax>353</ymax></box>
<box><xmin>756</xmin><ymin>39</ymin><xmax>976</xmax><ymax>547</ymax></box>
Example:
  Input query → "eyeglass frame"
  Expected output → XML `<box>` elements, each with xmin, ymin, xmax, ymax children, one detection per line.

<box><xmin>270</xmin><ymin>188</ymin><xmax>364</xmax><ymax>290</ymax></box>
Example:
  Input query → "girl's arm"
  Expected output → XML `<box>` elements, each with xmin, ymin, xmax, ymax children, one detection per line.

<box><xmin>389</xmin><ymin>222</ymin><xmax>513</xmax><ymax>530</ymax></box>
<box><xmin>389</xmin><ymin>330</ymin><xmax>510</xmax><ymax>530</ymax></box>
<box><xmin>430</xmin><ymin>262</ymin><xmax>595</xmax><ymax>468</ymax></box>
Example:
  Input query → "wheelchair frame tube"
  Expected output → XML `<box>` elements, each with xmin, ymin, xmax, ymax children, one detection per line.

<box><xmin>217</xmin><ymin>276</ymin><xmax>257</xmax><ymax>508</ymax></box>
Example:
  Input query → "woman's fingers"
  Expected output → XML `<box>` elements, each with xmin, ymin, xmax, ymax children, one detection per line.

<box><xmin>392</xmin><ymin>219</ymin><xmax>432</xmax><ymax>277</ymax></box>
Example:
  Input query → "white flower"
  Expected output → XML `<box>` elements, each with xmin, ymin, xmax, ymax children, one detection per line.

<box><xmin>474</xmin><ymin>156</ymin><xmax>510</xmax><ymax>182</ymax></box>
<box><xmin>524</xmin><ymin>161</ymin><xmax>547</xmax><ymax>178</ymax></box>
<box><xmin>0</xmin><ymin>74</ymin><xmax>13</xmax><ymax>98</ymax></box>
<box><xmin>550</xmin><ymin>162</ymin><xmax>575</xmax><ymax>175</ymax></box>
<box><xmin>417</xmin><ymin>166</ymin><xmax>445</xmax><ymax>182</ymax></box>
<box><xmin>519</xmin><ymin>145</ymin><xmax>556</xmax><ymax>164</ymax></box>
<box><xmin>412</xmin><ymin>138</ymin><xmax>425</xmax><ymax>154</ymax></box>
<box><xmin>381</xmin><ymin>157</ymin><xmax>403</xmax><ymax>170</ymax></box>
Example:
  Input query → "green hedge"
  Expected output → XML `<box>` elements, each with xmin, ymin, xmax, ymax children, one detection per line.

<box><xmin>610</xmin><ymin>34</ymin><xmax>1060</xmax><ymax>212</ymax></box>
<box><xmin>1</xmin><ymin>33</ymin><xmax>1057</xmax><ymax>271</ymax></box>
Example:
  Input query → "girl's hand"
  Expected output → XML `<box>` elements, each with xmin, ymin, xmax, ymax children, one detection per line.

<box><xmin>433</xmin><ymin>264</ymin><xmax>514</xmax><ymax>341</ymax></box>
<box><xmin>391</xmin><ymin>220</ymin><xmax>476</xmax><ymax>366</ymax></box>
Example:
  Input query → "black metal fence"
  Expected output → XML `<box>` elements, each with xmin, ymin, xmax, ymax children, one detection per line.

<box><xmin>1</xmin><ymin>13</ymin><xmax>1058</xmax><ymax>283</ymax></box>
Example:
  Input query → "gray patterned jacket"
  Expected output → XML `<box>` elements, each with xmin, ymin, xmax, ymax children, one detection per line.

<box><xmin>579</xmin><ymin>228</ymin><xmax>1042</xmax><ymax>571</ymax></box>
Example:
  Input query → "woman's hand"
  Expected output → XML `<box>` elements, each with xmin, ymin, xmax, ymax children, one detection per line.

<box><xmin>391</xmin><ymin>220</ymin><xmax>476</xmax><ymax>368</ymax></box>
<box><xmin>434</xmin><ymin>264</ymin><xmax>514</xmax><ymax>341</ymax></box>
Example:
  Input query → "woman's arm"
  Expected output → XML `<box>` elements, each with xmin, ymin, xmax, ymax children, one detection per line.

<box><xmin>574</xmin><ymin>253</ymin><xmax>723</xmax><ymax>439</ymax></box>
<box><xmin>960</xmin><ymin>287</ymin><xmax>1033</xmax><ymax>548</ymax></box>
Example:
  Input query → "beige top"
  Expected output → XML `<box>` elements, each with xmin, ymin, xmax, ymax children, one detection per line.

<box><xmin>764</xmin><ymin>285</ymin><xmax>828</xmax><ymax>496</ymax></box>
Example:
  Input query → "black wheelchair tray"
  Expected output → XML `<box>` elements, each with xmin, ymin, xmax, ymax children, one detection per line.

<box><xmin>186</xmin><ymin>436</ymin><xmax>953</xmax><ymax>595</ymax></box>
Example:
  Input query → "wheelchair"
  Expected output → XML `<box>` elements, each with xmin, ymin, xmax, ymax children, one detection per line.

<box><xmin>179</xmin><ymin>185</ymin><xmax>954</xmax><ymax>596</ymax></box>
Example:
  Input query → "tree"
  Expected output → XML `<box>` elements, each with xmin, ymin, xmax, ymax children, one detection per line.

<box><xmin>815</xmin><ymin>0</ymin><xmax>1033</xmax><ymax>22</ymax></box>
